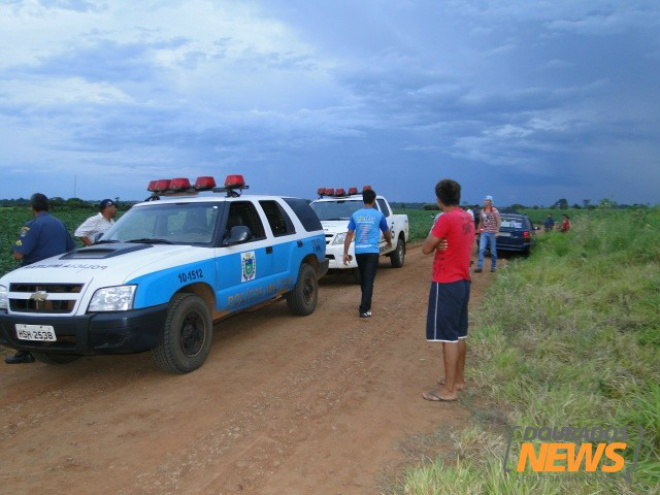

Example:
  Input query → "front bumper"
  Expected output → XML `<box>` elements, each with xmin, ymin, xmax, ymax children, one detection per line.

<box><xmin>325</xmin><ymin>244</ymin><xmax>357</xmax><ymax>269</ymax></box>
<box><xmin>0</xmin><ymin>304</ymin><xmax>169</xmax><ymax>355</ymax></box>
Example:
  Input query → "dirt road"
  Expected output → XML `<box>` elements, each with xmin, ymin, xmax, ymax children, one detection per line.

<box><xmin>0</xmin><ymin>244</ymin><xmax>498</xmax><ymax>495</ymax></box>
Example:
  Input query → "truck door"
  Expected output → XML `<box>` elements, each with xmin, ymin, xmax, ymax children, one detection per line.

<box><xmin>259</xmin><ymin>200</ymin><xmax>297</xmax><ymax>273</ymax></box>
<box><xmin>214</xmin><ymin>201</ymin><xmax>274</xmax><ymax>312</ymax></box>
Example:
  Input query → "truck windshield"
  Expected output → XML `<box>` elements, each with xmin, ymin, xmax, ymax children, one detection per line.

<box><xmin>101</xmin><ymin>202</ymin><xmax>223</xmax><ymax>246</ymax></box>
<box><xmin>310</xmin><ymin>200</ymin><xmax>364</xmax><ymax>221</ymax></box>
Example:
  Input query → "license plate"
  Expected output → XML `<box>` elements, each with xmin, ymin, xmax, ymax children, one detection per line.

<box><xmin>498</xmin><ymin>232</ymin><xmax>511</xmax><ymax>237</ymax></box>
<box><xmin>15</xmin><ymin>324</ymin><xmax>57</xmax><ymax>342</ymax></box>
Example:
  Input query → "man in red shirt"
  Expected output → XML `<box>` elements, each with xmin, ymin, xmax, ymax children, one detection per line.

<box><xmin>421</xmin><ymin>179</ymin><xmax>475</xmax><ymax>402</ymax></box>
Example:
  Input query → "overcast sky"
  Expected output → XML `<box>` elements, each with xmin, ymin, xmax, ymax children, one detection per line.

<box><xmin>1</xmin><ymin>0</ymin><xmax>658</xmax><ymax>206</ymax></box>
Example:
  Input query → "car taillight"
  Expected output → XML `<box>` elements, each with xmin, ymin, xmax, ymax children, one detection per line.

<box><xmin>523</xmin><ymin>231</ymin><xmax>530</xmax><ymax>238</ymax></box>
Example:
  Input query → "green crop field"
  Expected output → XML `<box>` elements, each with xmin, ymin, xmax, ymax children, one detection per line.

<box><xmin>0</xmin><ymin>207</ymin><xmax>96</xmax><ymax>276</ymax></box>
<box><xmin>396</xmin><ymin>209</ymin><xmax>437</xmax><ymax>243</ymax></box>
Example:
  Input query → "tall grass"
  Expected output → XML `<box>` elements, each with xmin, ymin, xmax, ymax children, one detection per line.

<box><xmin>400</xmin><ymin>207</ymin><xmax>660</xmax><ymax>495</ymax></box>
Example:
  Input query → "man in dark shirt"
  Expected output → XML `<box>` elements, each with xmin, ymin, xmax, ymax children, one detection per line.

<box><xmin>6</xmin><ymin>193</ymin><xmax>76</xmax><ymax>364</ymax></box>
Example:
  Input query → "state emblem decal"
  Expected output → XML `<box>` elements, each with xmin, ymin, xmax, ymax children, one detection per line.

<box><xmin>241</xmin><ymin>251</ymin><xmax>257</xmax><ymax>282</ymax></box>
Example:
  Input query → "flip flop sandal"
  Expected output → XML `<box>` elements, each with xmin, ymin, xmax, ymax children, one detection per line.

<box><xmin>422</xmin><ymin>391</ymin><xmax>457</xmax><ymax>402</ymax></box>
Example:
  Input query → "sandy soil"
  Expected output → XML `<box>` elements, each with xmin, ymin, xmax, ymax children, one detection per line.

<box><xmin>0</xmin><ymin>244</ymin><xmax>499</xmax><ymax>495</ymax></box>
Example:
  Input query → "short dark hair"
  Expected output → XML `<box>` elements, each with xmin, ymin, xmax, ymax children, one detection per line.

<box><xmin>435</xmin><ymin>179</ymin><xmax>461</xmax><ymax>206</ymax></box>
<box><xmin>362</xmin><ymin>189</ymin><xmax>376</xmax><ymax>205</ymax></box>
<box><xmin>30</xmin><ymin>193</ymin><xmax>49</xmax><ymax>212</ymax></box>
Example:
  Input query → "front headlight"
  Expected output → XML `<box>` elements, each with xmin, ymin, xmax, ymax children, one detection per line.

<box><xmin>0</xmin><ymin>285</ymin><xmax>7</xmax><ymax>310</ymax></box>
<box><xmin>332</xmin><ymin>232</ymin><xmax>348</xmax><ymax>245</ymax></box>
<box><xmin>88</xmin><ymin>285</ymin><xmax>136</xmax><ymax>312</ymax></box>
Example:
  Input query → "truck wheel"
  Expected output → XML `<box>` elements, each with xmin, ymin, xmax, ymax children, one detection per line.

<box><xmin>32</xmin><ymin>352</ymin><xmax>81</xmax><ymax>365</ymax></box>
<box><xmin>152</xmin><ymin>293</ymin><xmax>213</xmax><ymax>374</ymax></box>
<box><xmin>390</xmin><ymin>238</ymin><xmax>405</xmax><ymax>268</ymax></box>
<box><xmin>286</xmin><ymin>263</ymin><xmax>318</xmax><ymax>316</ymax></box>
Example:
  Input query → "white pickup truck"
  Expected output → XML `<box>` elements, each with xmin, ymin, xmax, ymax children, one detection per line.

<box><xmin>310</xmin><ymin>188</ymin><xmax>409</xmax><ymax>277</ymax></box>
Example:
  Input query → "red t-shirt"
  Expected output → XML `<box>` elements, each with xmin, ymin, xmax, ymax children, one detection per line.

<box><xmin>431</xmin><ymin>208</ymin><xmax>475</xmax><ymax>283</ymax></box>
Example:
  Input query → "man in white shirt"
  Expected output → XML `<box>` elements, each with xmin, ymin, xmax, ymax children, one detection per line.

<box><xmin>74</xmin><ymin>199</ymin><xmax>118</xmax><ymax>246</ymax></box>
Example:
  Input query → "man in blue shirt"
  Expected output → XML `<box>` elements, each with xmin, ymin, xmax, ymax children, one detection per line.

<box><xmin>6</xmin><ymin>193</ymin><xmax>76</xmax><ymax>364</ymax></box>
<box><xmin>342</xmin><ymin>189</ymin><xmax>392</xmax><ymax>318</ymax></box>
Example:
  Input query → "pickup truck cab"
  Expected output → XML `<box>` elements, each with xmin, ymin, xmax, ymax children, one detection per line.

<box><xmin>310</xmin><ymin>187</ymin><xmax>409</xmax><ymax>276</ymax></box>
<box><xmin>0</xmin><ymin>175</ymin><xmax>328</xmax><ymax>373</ymax></box>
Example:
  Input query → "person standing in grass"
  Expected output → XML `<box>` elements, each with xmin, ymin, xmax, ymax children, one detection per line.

<box><xmin>475</xmin><ymin>195</ymin><xmax>501</xmax><ymax>273</ymax></box>
<box><xmin>544</xmin><ymin>213</ymin><xmax>555</xmax><ymax>232</ymax></box>
<box><xmin>560</xmin><ymin>214</ymin><xmax>571</xmax><ymax>232</ymax></box>
<box><xmin>421</xmin><ymin>179</ymin><xmax>475</xmax><ymax>402</ymax></box>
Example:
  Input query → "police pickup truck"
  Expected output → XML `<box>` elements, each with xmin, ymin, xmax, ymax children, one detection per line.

<box><xmin>310</xmin><ymin>187</ymin><xmax>409</xmax><ymax>278</ymax></box>
<box><xmin>0</xmin><ymin>175</ymin><xmax>328</xmax><ymax>373</ymax></box>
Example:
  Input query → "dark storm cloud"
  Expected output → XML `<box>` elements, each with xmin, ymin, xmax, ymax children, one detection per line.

<box><xmin>0</xmin><ymin>0</ymin><xmax>658</xmax><ymax>205</ymax></box>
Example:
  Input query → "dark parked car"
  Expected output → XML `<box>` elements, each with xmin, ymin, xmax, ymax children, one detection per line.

<box><xmin>496</xmin><ymin>213</ymin><xmax>536</xmax><ymax>255</ymax></box>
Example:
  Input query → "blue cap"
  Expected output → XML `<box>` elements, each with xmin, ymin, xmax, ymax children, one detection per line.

<box><xmin>99</xmin><ymin>199</ymin><xmax>116</xmax><ymax>211</ymax></box>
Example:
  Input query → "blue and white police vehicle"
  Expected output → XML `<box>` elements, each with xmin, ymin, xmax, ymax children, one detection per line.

<box><xmin>0</xmin><ymin>175</ymin><xmax>328</xmax><ymax>373</ymax></box>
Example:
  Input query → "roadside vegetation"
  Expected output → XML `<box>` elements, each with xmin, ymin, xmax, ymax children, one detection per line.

<box><xmin>0</xmin><ymin>207</ymin><xmax>99</xmax><ymax>276</ymax></box>
<box><xmin>402</xmin><ymin>209</ymin><xmax>439</xmax><ymax>242</ymax></box>
<box><xmin>398</xmin><ymin>207</ymin><xmax>660</xmax><ymax>494</ymax></box>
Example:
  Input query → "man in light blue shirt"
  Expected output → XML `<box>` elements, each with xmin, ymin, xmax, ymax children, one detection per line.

<box><xmin>343</xmin><ymin>189</ymin><xmax>392</xmax><ymax>318</ymax></box>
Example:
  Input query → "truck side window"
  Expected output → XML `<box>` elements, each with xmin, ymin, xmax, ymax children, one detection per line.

<box><xmin>284</xmin><ymin>198</ymin><xmax>323</xmax><ymax>232</ymax></box>
<box><xmin>377</xmin><ymin>198</ymin><xmax>391</xmax><ymax>217</ymax></box>
<box><xmin>225</xmin><ymin>202</ymin><xmax>266</xmax><ymax>241</ymax></box>
<box><xmin>260</xmin><ymin>200</ymin><xmax>295</xmax><ymax>237</ymax></box>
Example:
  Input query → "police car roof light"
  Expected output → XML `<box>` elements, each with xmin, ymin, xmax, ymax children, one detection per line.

<box><xmin>213</xmin><ymin>174</ymin><xmax>249</xmax><ymax>197</ymax></box>
<box><xmin>155</xmin><ymin>179</ymin><xmax>171</xmax><ymax>192</ymax></box>
<box><xmin>317</xmin><ymin>187</ymin><xmax>327</xmax><ymax>196</ymax></box>
<box><xmin>194</xmin><ymin>176</ymin><xmax>216</xmax><ymax>191</ymax></box>
<box><xmin>169</xmin><ymin>178</ymin><xmax>191</xmax><ymax>192</ymax></box>
<box><xmin>335</xmin><ymin>188</ymin><xmax>345</xmax><ymax>196</ymax></box>
<box><xmin>325</xmin><ymin>188</ymin><xmax>335</xmax><ymax>196</ymax></box>
<box><xmin>362</xmin><ymin>185</ymin><xmax>372</xmax><ymax>191</ymax></box>
<box><xmin>348</xmin><ymin>187</ymin><xmax>358</xmax><ymax>195</ymax></box>
<box><xmin>147</xmin><ymin>180</ymin><xmax>158</xmax><ymax>192</ymax></box>
<box><xmin>225</xmin><ymin>174</ymin><xmax>246</xmax><ymax>188</ymax></box>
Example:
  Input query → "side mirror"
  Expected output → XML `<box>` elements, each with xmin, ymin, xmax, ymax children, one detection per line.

<box><xmin>223</xmin><ymin>225</ymin><xmax>253</xmax><ymax>246</ymax></box>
